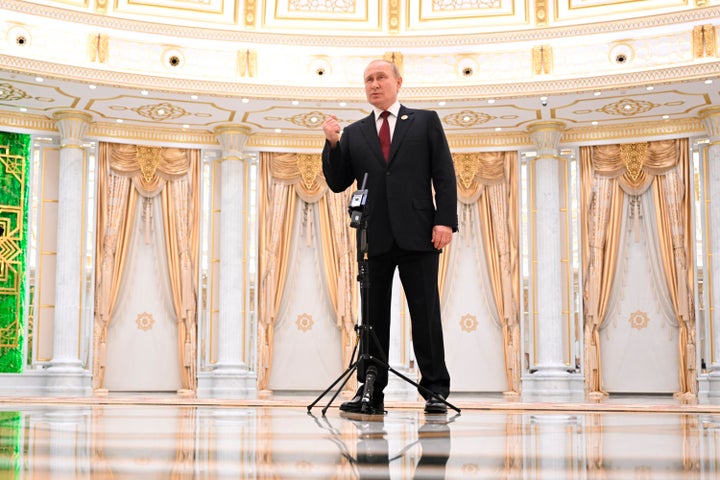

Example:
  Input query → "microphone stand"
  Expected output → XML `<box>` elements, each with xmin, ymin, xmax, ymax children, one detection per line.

<box><xmin>307</xmin><ymin>173</ymin><xmax>460</xmax><ymax>416</ymax></box>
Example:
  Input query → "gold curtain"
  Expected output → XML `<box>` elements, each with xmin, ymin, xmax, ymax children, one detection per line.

<box><xmin>94</xmin><ymin>142</ymin><xmax>198</xmax><ymax>391</ymax></box>
<box><xmin>93</xmin><ymin>144</ymin><xmax>138</xmax><ymax>389</ymax></box>
<box><xmin>257</xmin><ymin>152</ymin><xmax>359</xmax><ymax>391</ymax></box>
<box><xmin>160</xmin><ymin>150</ymin><xmax>200</xmax><ymax>391</ymax></box>
<box><xmin>453</xmin><ymin>151</ymin><xmax>520</xmax><ymax>394</ymax></box>
<box><xmin>580</xmin><ymin>138</ymin><xmax>695</xmax><ymax>397</ymax></box>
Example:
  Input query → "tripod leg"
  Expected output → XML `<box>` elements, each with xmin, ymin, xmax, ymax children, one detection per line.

<box><xmin>366</xmin><ymin>326</ymin><xmax>461</xmax><ymax>414</ymax></box>
<box><xmin>307</xmin><ymin>361</ymin><xmax>358</xmax><ymax>414</ymax></box>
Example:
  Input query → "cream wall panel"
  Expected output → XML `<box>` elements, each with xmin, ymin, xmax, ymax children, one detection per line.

<box><xmin>112</xmin><ymin>0</ymin><xmax>238</xmax><ymax>26</ymax></box>
<box><xmin>407</xmin><ymin>0</ymin><xmax>531</xmax><ymax>33</ymax></box>
<box><xmin>555</xmin><ymin>0</ymin><xmax>691</xmax><ymax>24</ymax></box>
<box><xmin>262</xmin><ymin>0</ymin><xmax>382</xmax><ymax>32</ymax></box>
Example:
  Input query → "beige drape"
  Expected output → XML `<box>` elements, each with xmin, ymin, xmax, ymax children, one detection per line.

<box><xmin>453</xmin><ymin>151</ymin><xmax>520</xmax><ymax>393</ymax></box>
<box><xmin>580</xmin><ymin>139</ymin><xmax>695</xmax><ymax>396</ymax></box>
<box><xmin>257</xmin><ymin>152</ymin><xmax>359</xmax><ymax>391</ymax></box>
<box><xmin>94</xmin><ymin>142</ymin><xmax>199</xmax><ymax>391</ymax></box>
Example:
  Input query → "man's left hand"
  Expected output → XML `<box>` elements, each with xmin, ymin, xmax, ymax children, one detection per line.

<box><xmin>432</xmin><ymin>225</ymin><xmax>453</xmax><ymax>250</ymax></box>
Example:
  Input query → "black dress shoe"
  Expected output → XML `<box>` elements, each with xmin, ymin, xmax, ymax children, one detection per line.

<box><xmin>339</xmin><ymin>388</ymin><xmax>384</xmax><ymax>414</ymax></box>
<box><xmin>424</xmin><ymin>394</ymin><xmax>448</xmax><ymax>414</ymax></box>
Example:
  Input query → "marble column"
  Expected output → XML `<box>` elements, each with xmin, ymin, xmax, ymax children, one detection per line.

<box><xmin>699</xmin><ymin>106</ymin><xmax>720</xmax><ymax>398</ymax></box>
<box><xmin>523</xmin><ymin>121</ymin><xmax>583</xmax><ymax>399</ymax></box>
<box><xmin>46</xmin><ymin>110</ymin><xmax>93</xmax><ymax>395</ymax></box>
<box><xmin>198</xmin><ymin>124</ymin><xmax>257</xmax><ymax>398</ymax></box>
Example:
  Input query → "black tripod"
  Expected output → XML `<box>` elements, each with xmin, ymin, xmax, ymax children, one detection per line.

<box><xmin>307</xmin><ymin>175</ymin><xmax>460</xmax><ymax>416</ymax></box>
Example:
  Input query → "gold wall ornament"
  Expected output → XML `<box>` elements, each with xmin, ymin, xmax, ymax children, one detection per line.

<box><xmin>296</xmin><ymin>313</ymin><xmax>314</xmax><ymax>332</ymax></box>
<box><xmin>600</xmin><ymin>98</ymin><xmax>659</xmax><ymax>117</ymax></box>
<box><xmin>693</xmin><ymin>25</ymin><xmax>716</xmax><ymax>58</ymax></box>
<box><xmin>628</xmin><ymin>310</ymin><xmax>650</xmax><ymax>330</ymax></box>
<box><xmin>444</xmin><ymin>110</ymin><xmax>495</xmax><ymax>128</ymax></box>
<box><xmin>383</xmin><ymin>52</ymin><xmax>404</xmax><ymax>75</ymax></box>
<box><xmin>296</xmin><ymin>154</ymin><xmax>322</xmax><ymax>191</ymax></box>
<box><xmin>532</xmin><ymin>45</ymin><xmax>552</xmax><ymax>75</ymax></box>
<box><xmin>238</xmin><ymin>49</ymin><xmax>258</xmax><ymax>77</ymax></box>
<box><xmin>388</xmin><ymin>0</ymin><xmax>401</xmax><ymax>34</ymax></box>
<box><xmin>133</xmin><ymin>102</ymin><xmax>189</xmax><ymax>122</ymax></box>
<box><xmin>453</xmin><ymin>153</ymin><xmax>482</xmax><ymax>190</ymax></box>
<box><xmin>88</xmin><ymin>33</ymin><xmax>109</xmax><ymax>63</ymax></box>
<box><xmin>535</xmin><ymin>0</ymin><xmax>548</xmax><ymax>26</ymax></box>
<box><xmin>0</xmin><ymin>83</ymin><xmax>29</xmax><ymax>102</ymax></box>
<box><xmin>620</xmin><ymin>142</ymin><xmax>648</xmax><ymax>183</ymax></box>
<box><xmin>135</xmin><ymin>312</ymin><xmax>155</xmax><ymax>331</ymax></box>
<box><xmin>460</xmin><ymin>313</ymin><xmax>479</xmax><ymax>333</ymax></box>
<box><xmin>286</xmin><ymin>110</ymin><xmax>327</xmax><ymax>129</ymax></box>
<box><xmin>136</xmin><ymin>146</ymin><xmax>163</xmax><ymax>184</ymax></box>
<box><xmin>244</xmin><ymin>0</ymin><xmax>257</xmax><ymax>28</ymax></box>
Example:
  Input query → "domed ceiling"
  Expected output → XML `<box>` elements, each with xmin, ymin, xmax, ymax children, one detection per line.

<box><xmin>0</xmin><ymin>0</ymin><xmax>719</xmax><ymax>150</ymax></box>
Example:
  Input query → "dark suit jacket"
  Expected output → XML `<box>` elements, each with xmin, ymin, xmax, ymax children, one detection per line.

<box><xmin>322</xmin><ymin>105</ymin><xmax>458</xmax><ymax>257</ymax></box>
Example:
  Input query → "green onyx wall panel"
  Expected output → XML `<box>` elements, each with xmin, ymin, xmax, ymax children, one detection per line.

<box><xmin>0</xmin><ymin>132</ymin><xmax>30</xmax><ymax>373</ymax></box>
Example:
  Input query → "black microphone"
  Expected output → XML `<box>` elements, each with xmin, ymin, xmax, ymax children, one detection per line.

<box><xmin>361</xmin><ymin>365</ymin><xmax>377</xmax><ymax>413</ymax></box>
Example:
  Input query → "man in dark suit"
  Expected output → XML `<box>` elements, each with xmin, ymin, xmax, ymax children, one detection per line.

<box><xmin>321</xmin><ymin>59</ymin><xmax>457</xmax><ymax>414</ymax></box>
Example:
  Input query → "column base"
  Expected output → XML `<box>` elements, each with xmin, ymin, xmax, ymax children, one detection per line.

<box><xmin>196</xmin><ymin>369</ymin><xmax>258</xmax><ymax>399</ymax></box>
<box><xmin>0</xmin><ymin>370</ymin><xmax>92</xmax><ymax>397</ymax></box>
<box><xmin>697</xmin><ymin>372</ymin><xmax>720</xmax><ymax>400</ymax></box>
<box><xmin>521</xmin><ymin>372</ymin><xmax>585</xmax><ymax>402</ymax></box>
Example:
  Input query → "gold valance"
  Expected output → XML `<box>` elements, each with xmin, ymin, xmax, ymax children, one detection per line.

<box><xmin>269</xmin><ymin>152</ymin><xmax>327</xmax><ymax>203</ymax></box>
<box><xmin>590</xmin><ymin>140</ymin><xmax>680</xmax><ymax>195</ymax></box>
<box><xmin>109</xmin><ymin>143</ymin><xmax>192</xmax><ymax>197</ymax></box>
<box><xmin>453</xmin><ymin>152</ymin><xmax>510</xmax><ymax>204</ymax></box>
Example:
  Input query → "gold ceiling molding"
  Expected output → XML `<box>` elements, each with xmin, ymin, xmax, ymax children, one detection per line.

<box><xmin>532</xmin><ymin>45</ymin><xmax>552</xmax><ymax>75</ymax></box>
<box><xmin>244</xmin><ymin>0</ymin><xmax>257</xmax><ymax>28</ymax></box>
<box><xmin>620</xmin><ymin>142</ymin><xmax>649</xmax><ymax>183</ymax></box>
<box><xmin>0</xmin><ymin>114</ymin><xmax>707</xmax><ymax>150</ymax></box>
<box><xmin>88</xmin><ymin>33</ymin><xmax>109</xmax><ymax>63</ymax></box>
<box><xmin>2</xmin><ymin>0</ymin><xmax>719</xmax><ymax>48</ymax></box>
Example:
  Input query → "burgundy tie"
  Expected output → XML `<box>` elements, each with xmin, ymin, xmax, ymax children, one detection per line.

<box><xmin>379</xmin><ymin>111</ymin><xmax>391</xmax><ymax>161</ymax></box>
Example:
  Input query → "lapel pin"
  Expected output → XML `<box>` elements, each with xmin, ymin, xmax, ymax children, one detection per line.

<box><xmin>401</xmin><ymin>115</ymin><xmax>408</xmax><ymax>120</ymax></box>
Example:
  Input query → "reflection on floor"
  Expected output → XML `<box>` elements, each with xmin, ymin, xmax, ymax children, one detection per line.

<box><xmin>2</xmin><ymin>394</ymin><xmax>720</xmax><ymax>478</ymax></box>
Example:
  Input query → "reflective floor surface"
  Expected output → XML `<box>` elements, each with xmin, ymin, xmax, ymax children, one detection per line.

<box><xmin>2</xmin><ymin>396</ymin><xmax>720</xmax><ymax>479</ymax></box>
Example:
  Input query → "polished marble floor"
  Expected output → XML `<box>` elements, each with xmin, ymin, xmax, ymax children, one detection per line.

<box><xmin>2</xmin><ymin>394</ymin><xmax>720</xmax><ymax>479</ymax></box>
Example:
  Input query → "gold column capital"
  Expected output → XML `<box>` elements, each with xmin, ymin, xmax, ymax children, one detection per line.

<box><xmin>52</xmin><ymin>110</ymin><xmax>92</xmax><ymax>148</ymax></box>
<box><xmin>699</xmin><ymin>106</ymin><xmax>720</xmax><ymax>142</ymax></box>
<box><xmin>527</xmin><ymin>121</ymin><xmax>566</xmax><ymax>158</ymax></box>
<box><xmin>214</xmin><ymin>124</ymin><xmax>252</xmax><ymax>161</ymax></box>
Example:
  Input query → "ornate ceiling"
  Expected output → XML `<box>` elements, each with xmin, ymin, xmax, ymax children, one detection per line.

<box><xmin>0</xmin><ymin>0</ymin><xmax>719</xmax><ymax>150</ymax></box>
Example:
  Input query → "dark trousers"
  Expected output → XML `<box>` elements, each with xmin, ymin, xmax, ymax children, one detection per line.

<box><xmin>357</xmin><ymin>243</ymin><xmax>451</xmax><ymax>399</ymax></box>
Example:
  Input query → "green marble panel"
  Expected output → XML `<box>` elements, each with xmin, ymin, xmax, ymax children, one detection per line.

<box><xmin>0</xmin><ymin>132</ymin><xmax>30</xmax><ymax>373</ymax></box>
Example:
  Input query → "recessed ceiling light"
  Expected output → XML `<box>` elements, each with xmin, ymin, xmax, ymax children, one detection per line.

<box><xmin>592</xmin><ymin>121</ymin><xmax>599</xmax><ymax>125</ymax></box>
<box><xmin>275</xmin><ymin>128</ymin><xmax>282</xmax><ymax>133</ymax></box>
<box><xmin>20</xmin><ymin>107</ymin><xmax>27</xmax><ymax>112</ymax></box>
<box><xmin>594</xmin><ymin>91</ymin><xmax>601</xmax><ymax>96</ymax></box>
<box><xmin>662</xmin><ymin>115</ymin><xmax>670</xmax><ymax>119</ymax></box>
<box><xmin>241</xmin><ymin>98</ymin><xmax>249</xmax><ymax>103</ymax></box>
<box><xmin>141</xmin><ymin>90</ymin><xmax>149</xmax><ymax>95</ymax></box>
<box><xmin>183</xmin><ymin>124</ymin><xmax>190</xmax><ymax>129</ymax></box>
<box><xmin>339</xmin><ymin>102</ymin><xmax>346</xmax><ymax>107</ymax></box>
<box><xmin>310</xmin><ymin>116</ymin><xmax>318</xmax><ymax>123</ymax></box>
<box><xmin>488</xmin><ymin>99</ymin><xmax>495</xmax><ymax>104</ymax></box>
<box><xmin>89</xmin><ymin>84</ymin><xmax>97</xmax><ymax>89</ymax></box>
<box><xmin>540</xmin><ymin>96</ymin><xmax>547</xmax><ymax>101</ymax></box>
<box><xmin>463</xmin><ymin>116</ymin><xmax>471</xmax><ymax>122</ymax></box>
<box><xmin>705</xmin><ymin>79</ymin><xmax>713</xmax><ymax>84</ymax></box>
<box><xmin>646</xmin><ymin>86</ymin><xmax>654</xmax><ymax>91</ymax></box>
<box><xmin>438</xmin><ymin>101</ymin><xmax>446</xmax><ymax>106</ymax></box>
<box><xmin>495</xmin><ymin>127</ymin><xmax>502</xmax><ymax>131</ymax></box>
<box><xmin>116</xmin><ymin>119</ymin><xmax>123</xmax><ymax>123</ymax></box>
<box><xmin>292</xmin><ymin>100</ymin><xmax>299</xmax><ymax>106</ymax></box>
<box><xmin>35</xmin><ymin>77</ymin><xmax>43</xmax><ymax>82</ymax></box>
<box><xmin>190</xmin><ymin>95</ymin><xmax>198</xmax><ymax>100</ymax></box>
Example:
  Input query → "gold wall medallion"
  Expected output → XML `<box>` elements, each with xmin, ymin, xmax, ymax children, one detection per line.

<box><xmin>296</xmin><ymin>313</ymin><xmax>314</xmax><ymax>332</ymax></box>
<box><xmin>628</xmin><ymin>310</ymin><xmax>650</xmax><ymax>330</ymax></box>
<box><xmin>136</xmin><ymin>312</ymin><xmax>155</xmax><ymax>331</ymax></box>
<box><xmin>460</xmin><ymin>313</ymin><xmax>479</xmax><ymax>333</ymax></box>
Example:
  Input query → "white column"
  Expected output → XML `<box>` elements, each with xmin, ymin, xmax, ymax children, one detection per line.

<box><xmin>46</xmin><ymin>110</ymin><xmax>92</xmax><ymax>395</ymax></box>
<box><xmin>523</xmin><ymin>121</ymin><xmax>583</xmax><ymax>399</ymax></box>
<box><xmin>699</xmin><ymin>107</ymin><xmax>720</xmax><ymax>397</ymax></box>
<box><xmin>199</xmin><ymin>124</ymin><xmax>257</xmax><ymax>398</ymax></box>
